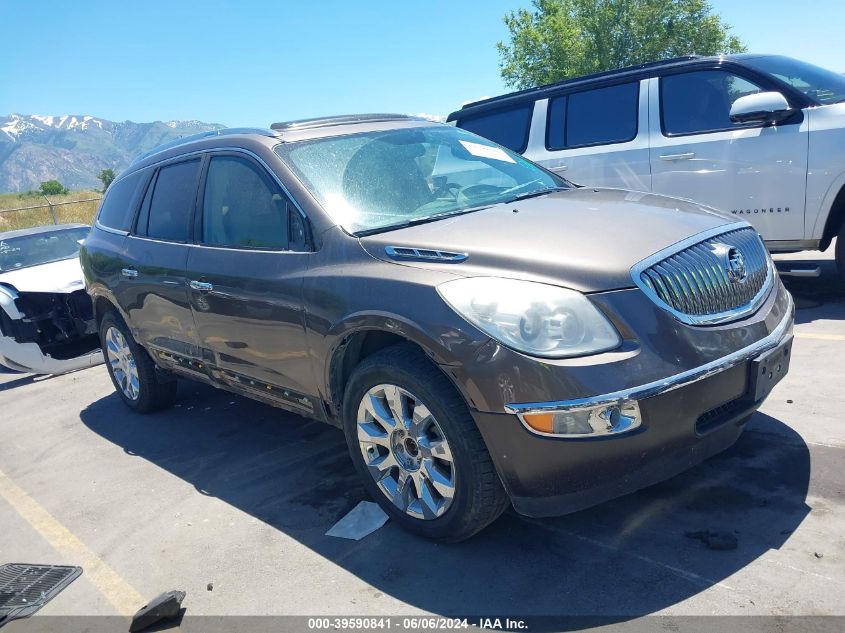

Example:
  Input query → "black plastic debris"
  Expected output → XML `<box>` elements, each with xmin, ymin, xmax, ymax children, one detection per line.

<box><xmin>0</xmin><ymin>563</ymin><xmax>82</xmax><ymax>627</ymax></box>
<box><xmin>129</xmin><ymin>590</ymin><xmax>186</xmax><ymax>632</ymax></box>
<box><xmin>685</xmin><ymin>529</ymin><xmax>738</xmax><ymax>550</ymax></box>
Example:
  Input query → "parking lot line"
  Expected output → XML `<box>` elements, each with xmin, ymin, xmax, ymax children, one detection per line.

<box><xmin>0</xmin><ymin>468</ymin><xmax>145</xmax><ymax>615</ymax></box>
<box><xmin>794</xmin><ymin>332</ymin><xmax>845</xmax><ymax>341</ymax></box>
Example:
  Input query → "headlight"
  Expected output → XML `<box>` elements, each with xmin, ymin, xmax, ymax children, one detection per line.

<box><xmin>436</xmin><ymin>277</ymin><xmax>621</xmax><ymax>358</ymax></box>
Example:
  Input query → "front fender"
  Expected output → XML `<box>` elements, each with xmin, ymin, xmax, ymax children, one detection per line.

<box><xmin>86</xmin><ymin>282</ymin><xmax>131</xmax><ymax>327</ymax></box>
<box><xmin>811</xmin><ymin>170</ymin><xmax>845</xmax><ymax>244</ymax></box>
<box><xmin>318</xmin><ymin>308</ymin><xmax>493</xmax><ymax>418</ymax></box>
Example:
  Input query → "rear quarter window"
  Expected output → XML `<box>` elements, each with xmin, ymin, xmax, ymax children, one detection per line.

<box><xmin>96</xmin><ymin>171</ymin><xmax>147</xmax><ymax>231</ymax></box>
<box><xmin>456</xmin><ymin>104</ymin><xmax>533</xmax><ymax>153</ymax></box>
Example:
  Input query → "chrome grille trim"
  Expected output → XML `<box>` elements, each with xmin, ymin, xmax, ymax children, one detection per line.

<box><xmin>631</xmin><ymin>222</ymin><xmax>774</xmax><ymax>326</ymax></box>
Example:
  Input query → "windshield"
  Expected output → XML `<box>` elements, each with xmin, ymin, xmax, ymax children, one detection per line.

<box><xmin>0</xmin><ymin>227</ymin><xmax>89</xmax><ymax>272</ymax></box>
<box><xmin>275</xmin><ymin>126</ymin><xmax>568</xmax><ymax>234</ymax></box>
<box><xmin>744</xmin><ymin>55</ymin><xmax>845</xmax><ymax>105</ymax></box>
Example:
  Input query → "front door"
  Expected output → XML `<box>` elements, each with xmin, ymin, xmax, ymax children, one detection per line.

<box><xmin>186</xmin><ymin>152</ymin><xmax>315</xmax><ymax>410</ymax></box>
<box><xmin>648</xmin><ymin>70</ymin><xmax>809</xmax><ymax>242</ymax></box>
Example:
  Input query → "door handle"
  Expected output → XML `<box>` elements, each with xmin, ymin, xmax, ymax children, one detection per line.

<box><xmin>555</xmin><ymin>165</ymin><xmax>569</xmax><ymax>172</ymax></box>
<box><xmin>121</xmin><ymin>268</ymin><xmax>138</xmax><ymax>279</ymax></box>
<box><xmin>189</xmin><ymin>280</ymin><xmax>214</xmax><ymax>292</ymax></box>
<box><xmin>659</xmin><ymin>152</ymin><xmax>696</xmax><ymax>161</ymax></box>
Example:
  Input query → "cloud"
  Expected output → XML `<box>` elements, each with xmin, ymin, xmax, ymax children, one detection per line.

<box><xmin>409</xmin><ymin>112</ymin><xmax>446</xmax><ymax>122</ymax></box>
<box><xmin>461</xmin><ymin>96</ymin><xmax>491</xmax><ymax>107</ymax></box>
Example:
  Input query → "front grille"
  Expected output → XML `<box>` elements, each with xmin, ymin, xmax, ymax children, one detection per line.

<box><xmin>634</xmin><ymin>226</ymin><xmax>772</xmax><ymax>325</ymax></box>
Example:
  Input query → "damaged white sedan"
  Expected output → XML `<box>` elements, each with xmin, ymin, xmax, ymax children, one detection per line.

<box><xmin>0</xmin><ymin>224</ymin><xmax>102</xmax><ymax>374</ymax></box>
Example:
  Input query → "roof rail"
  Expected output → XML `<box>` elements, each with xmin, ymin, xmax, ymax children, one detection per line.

<box><xmin>130</xmin><ymin>127</ymin><xmax>280</xmax><ymax>165</ymax></box>
<box><xmin>270</xmin><ymin>113</ymin><xmax>424</xmax><ymax>132</ymax></box>
<box><xmin>452</xmin><ymin>55</ymin><xmax>704</xmax><ymax>114</ymax></box>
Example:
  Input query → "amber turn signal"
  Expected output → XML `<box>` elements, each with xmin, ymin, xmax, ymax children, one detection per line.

<box><xmin>521</xmin><ymin>412</ymin><xmax>555</xmax><ymax>433</ymax></box>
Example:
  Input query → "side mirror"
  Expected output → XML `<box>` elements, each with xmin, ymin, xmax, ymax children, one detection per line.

<box><xmin>730</xmin><ymin>91</ymin><xmax>793</xmax><ymax>124</ymax></box>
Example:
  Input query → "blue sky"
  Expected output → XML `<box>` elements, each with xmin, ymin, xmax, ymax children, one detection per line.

<box><xmin>1</xmin><ymin>0</ymin><xmax>843</xmax><ymax>127</ymax></box>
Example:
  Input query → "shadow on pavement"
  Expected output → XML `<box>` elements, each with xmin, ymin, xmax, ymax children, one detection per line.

<box><xmin>79</xmin><ymin>383</ymin><xmax>811</xmax><ymax>620</ymax></box>
<box><xmin>780</xmin><ymin>259</ymin><xmax>844</xmax><ymax>320</ymax></box>
<box><xmin>0</xmin><ymin>372</ymin><xmax>37</xmax><ymax>391</ymax></box>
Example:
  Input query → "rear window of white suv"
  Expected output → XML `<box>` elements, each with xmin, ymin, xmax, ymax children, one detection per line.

<box><xmin>456</xmin><ymin>105</ymin><xmax>533</xmax><ymax>153</ymax></box>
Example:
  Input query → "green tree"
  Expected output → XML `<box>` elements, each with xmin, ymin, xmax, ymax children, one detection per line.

<box><xmin>98</xmin><ymin>168</ymin><xmax>116</xmax><ymax>192</ymax></box>
<box><xmin>39</xmin><ymin>180</ymin><xmax>68</xmax><ymax>196</ymax></box>
<box><xmin>498</xmin><ymin>0</ymin><xmax>746</xmax><ymax>89</ymax></box>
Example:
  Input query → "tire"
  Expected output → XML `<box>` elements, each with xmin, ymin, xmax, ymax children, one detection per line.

<box><xmin>342</xmin><ymin>343</ymin><xmax>509</xmax><ymax>542</ymax></box>
<box><xmin>99</xmin><ymin>311</ymin><xmax>177</xmax><ymax>413</ymax></box>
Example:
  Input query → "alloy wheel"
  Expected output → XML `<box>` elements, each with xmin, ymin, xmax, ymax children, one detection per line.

<box><xmin>105</xmin><ymin>326</ymin><xmax>140</xmax><ymax>401</ymax></box>
<box><xmin>356</xmin><ymin>384</ymin><xmax>456</xmax><ymax>519</ymax></box>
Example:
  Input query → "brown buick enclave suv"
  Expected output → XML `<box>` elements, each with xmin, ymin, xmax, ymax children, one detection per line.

<box><xmin>81</xmin><ymin>114</ymin><xmax>794</xmax><ymax>541</ymax></box>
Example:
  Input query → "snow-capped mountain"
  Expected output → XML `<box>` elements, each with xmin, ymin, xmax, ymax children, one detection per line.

<box><xmin>0</xmin><ymin>113</ymin><xmax>225</xmax><ymax>192</ymax></box>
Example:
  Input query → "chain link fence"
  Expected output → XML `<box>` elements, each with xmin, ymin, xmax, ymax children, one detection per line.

<box><xmin>0</xmin><ymin>196</ymin><xmax>102</xmax><ymax>232</ymax></box>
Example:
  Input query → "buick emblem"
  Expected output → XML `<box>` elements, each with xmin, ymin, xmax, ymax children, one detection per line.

<box><xmin>726</xmin><ymin>247</ymin><xmax>747</xmax><ymax>283</ymax></box>
<box><xmin>711</xmin><ymin>243</ymin><xmax>748</xmax><ymax>284</ymax></box>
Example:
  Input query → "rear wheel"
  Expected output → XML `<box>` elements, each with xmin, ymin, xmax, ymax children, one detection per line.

<box><xmin>99</xmin><ymin>312</ymin><xmax>177</xmax><ymax>413</ymax></box>
<box><xmin>342</xmin><ymin>343</ymin><xmax>509</xmax><ymax>542</ymax></box>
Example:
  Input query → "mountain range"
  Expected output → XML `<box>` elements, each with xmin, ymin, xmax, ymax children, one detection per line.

<box><xmin>0</xmin><ymin>114</ymin><xmax>225</xmax><ymax>192</ymax></box>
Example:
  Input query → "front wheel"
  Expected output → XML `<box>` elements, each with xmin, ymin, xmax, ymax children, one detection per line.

<box><xmin>99</xmin><ymin>312</ymin><xmax>177</xmax><ymax>413</ymax></box>
<box><xmin>342</xmin><ymin>343</ymin><xmax>509</xmax><ymax>542</ymax></box>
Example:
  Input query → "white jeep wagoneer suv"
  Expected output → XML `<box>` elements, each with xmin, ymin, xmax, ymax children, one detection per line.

<box><xmin>449</xmin><ymin>54</ymin><xmax>845</xmax><ymax>278</ymax></box>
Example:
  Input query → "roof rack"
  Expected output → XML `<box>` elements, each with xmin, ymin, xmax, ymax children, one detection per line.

<box><xmin>270</xmin><ymin>114</ymin><xmax>423</xmax><ymax>132</ymax></box>
<box><xmin>130</xmin><ymin>127</ymin><xmax>280</xmax><ymax>165</ymax></box>
<box><xmin>451</xmin><ymin>55</ymin><xmax>704</xmax><ymax>114</ymax></box>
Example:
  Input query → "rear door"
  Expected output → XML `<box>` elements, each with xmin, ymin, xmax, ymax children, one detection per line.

<box><xmin>649</xmin><ymin>68</ymin><xmax>808</xmax><ymax>241</ymax></box>
<box><xmin>116</xmin><ymin>158</ymin><xmax>201</xmax><ymax>358</ymax></box>
<box><xmin>526</xmin><ymin>79</ymin><xmax>651</xmax><ymax>191</ymax></box>
<box><xmin>186</xmin><ymin>152</ymin><xmax>315</xmax><ymax>411</ymax></box>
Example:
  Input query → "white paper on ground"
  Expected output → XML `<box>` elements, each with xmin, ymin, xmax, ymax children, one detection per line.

<box><xmin>325</xmin><ymin>501</ymin><xmax>389</xmax><ymax>540</ymax></box>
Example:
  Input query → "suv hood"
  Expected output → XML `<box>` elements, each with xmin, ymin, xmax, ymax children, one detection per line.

<box><xmin>0</xmin><ymin>257</ymin><xmax>86</xmax><ymax>294</ymax></box>
<box><xmin>360</xmin><ymin>188</ymin><xmax>740</xmax><ymax>293</ymax></box>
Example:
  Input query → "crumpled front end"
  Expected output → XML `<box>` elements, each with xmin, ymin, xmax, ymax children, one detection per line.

<box><xmin>0</xmin><ymin>285</ymin><xmax>102</xmax><ymax>374</ymax></box>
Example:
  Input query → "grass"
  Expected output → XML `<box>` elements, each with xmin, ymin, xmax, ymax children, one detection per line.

<box><xmin>0</xmin><ymin>190</ymin><xmax>102</xmax><ymax>231</ymax></box>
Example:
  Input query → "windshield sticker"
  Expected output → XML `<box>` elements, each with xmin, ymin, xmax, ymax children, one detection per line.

<box><xmin>458</xmin><ymin>140</ymin><xmax>515</xmax><ymax>164</ymax></box>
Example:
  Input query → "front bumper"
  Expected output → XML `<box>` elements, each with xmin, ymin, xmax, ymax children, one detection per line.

<box><xmin>0</xmin><ymin>335</ymin><xmax>103</xmax><ymax>374</ymax></box>
<box><xmin>472</xmin><ymin>293</ymin><xmax>794</xmax><ymax>518</ymax></box>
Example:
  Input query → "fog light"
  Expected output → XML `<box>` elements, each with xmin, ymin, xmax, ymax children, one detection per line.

<box><xmin>521</xmin><ymin>401</ymin><xmax>641</xmax><ymax>437</ymax></box>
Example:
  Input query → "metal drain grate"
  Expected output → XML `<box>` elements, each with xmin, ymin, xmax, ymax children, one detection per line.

<box><xmin>0</xmin><ymin>564</ymin><xmax>82</xmax><ymax>625</ymax></box>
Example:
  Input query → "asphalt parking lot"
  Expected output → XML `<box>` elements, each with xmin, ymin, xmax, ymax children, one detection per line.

<box><xmin>1</xmin><ymin>250</ymin><xmax>844</xmax><ymax>626</ymax></box>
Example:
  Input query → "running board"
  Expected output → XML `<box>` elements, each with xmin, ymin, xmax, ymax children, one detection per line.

<box><xmin>775</xmin><ymin>263</ymin><xmax>821</xmax><ymax>278</ymax></box>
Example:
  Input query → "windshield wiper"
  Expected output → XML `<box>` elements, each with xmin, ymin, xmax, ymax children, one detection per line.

<box><xmin>506</xmin><ymin>186</ymin><xmax>569</xmax><ymax>204</ymax></box>
<box><xmin>354</xmin><ymin>205</ymin><xmax>493</xmax><ymax>237</ymax></box>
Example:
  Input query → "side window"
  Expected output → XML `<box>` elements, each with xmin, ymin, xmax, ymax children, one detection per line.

<box><xmin>457</xmin><ymin>104</ymin><xmax>533</xmax><ymax>153</ymax></box>
<box><xmin>143</xmin><ymin>159</ymin><xmax>201</xmax><ymax>242</ymax></box>
<box><xmin>96</xmin><ymin>170</ymin><xmax>147</xmax><ymax>231</ymax></box>
<box><xmin>661</xmin><ymin>70</ymin><xmax>765</xmax><ymax>136</ymax></box>
<box><xmin>547</xmin><ymin>82</ymin><xmax>639</xmax><ymax>150</ymax></box>
<box><xmin>201</xmin><ymin>156</ymin><xmax>290</xmax><ymax>250</ymax></box>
